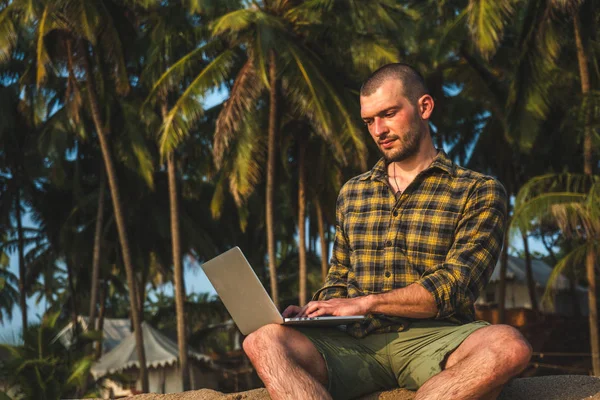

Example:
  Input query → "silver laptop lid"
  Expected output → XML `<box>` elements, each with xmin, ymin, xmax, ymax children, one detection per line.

<box><xmin>201</xmin><ymin>247</ymin><xmax>283</xmax><ymax>335</ymax></box>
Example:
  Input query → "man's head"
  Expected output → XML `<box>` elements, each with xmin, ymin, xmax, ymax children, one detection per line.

<box><xmin>360</xmin><ymin>63</ymin><xmax>434</xmax><ymax>163</ymax></box>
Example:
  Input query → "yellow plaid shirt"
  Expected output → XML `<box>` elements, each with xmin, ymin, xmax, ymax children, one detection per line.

<box><xmin>314</xmin><ymin>150</ymin><xmax>507</xmax><ymax>338</ymax></box>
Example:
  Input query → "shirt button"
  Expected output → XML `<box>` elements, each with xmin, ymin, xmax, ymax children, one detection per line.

<box><xmin>393</xmin><ymin>211</ymin><xmax>398</xmax><ymax>217</ymax></box>
<box><xmin>385</xmin><ymin>240</ymin><xmax>392</xmax><ymax>247</ymax></box>
<box><xmin>385</xmin><ymin>271</ymin><xmax>391</xmax><ymax>278</ymax></box>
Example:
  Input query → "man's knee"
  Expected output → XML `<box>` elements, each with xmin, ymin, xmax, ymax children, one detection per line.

<box><xmin>243</xmin><ymin>324</ymin><xmax>288</xmax><ymax>360</ymax></box>
<box><xmin>487</xmin><ymin>325</ymin><xmax>532</xmax><ymax>375</ymax></box>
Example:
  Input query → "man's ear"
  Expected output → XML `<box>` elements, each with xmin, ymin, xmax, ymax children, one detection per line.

<box><xmin>418</xmin><ymin>94</ymin><xmax>434</xmax><ymax>119</ymax></box>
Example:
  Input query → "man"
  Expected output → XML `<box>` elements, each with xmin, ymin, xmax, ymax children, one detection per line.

<box><xmin>243</xmin><ymin>64</ymin><xmax>532</xmax><ymax>400</ymax></box>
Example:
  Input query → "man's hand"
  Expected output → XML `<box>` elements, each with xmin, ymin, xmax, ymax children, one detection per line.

<box><xmin>283</xmin><ymin>297</ymin><xmax>371</xmax><ymax>319</ymax></box>
<box><xmin>282</xmin><ymin>305</ymin><xmax>303</xmax><ymax>318</ymax></box>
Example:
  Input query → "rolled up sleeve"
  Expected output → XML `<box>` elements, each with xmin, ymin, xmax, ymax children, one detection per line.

<box><xmin>416</xmin><ymin>178</ymin><xmax>507</xmax><ymax>319</ymax></box>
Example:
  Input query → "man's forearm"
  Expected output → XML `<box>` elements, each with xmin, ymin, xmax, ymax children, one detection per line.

<box><xmin>298</xmin><ymin>283</ymin><xmax>439</xmax><ymax>319</ymax></box>
<box><xmin>363</xmin><ymin>283</ymin><xmax>438</xmax><ymax>319</ymax></box>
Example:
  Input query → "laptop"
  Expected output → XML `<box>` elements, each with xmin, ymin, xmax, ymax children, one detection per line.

<box><xmin>201</xmin><ymin>247</ymin><xmax>366</xmax><ymax>335</ymax></box>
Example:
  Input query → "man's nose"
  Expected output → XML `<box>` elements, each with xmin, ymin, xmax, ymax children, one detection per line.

<box><xmin>373</xmin><ymin>117</ymin><xmax>388</xmax><ymax>136</ymax></box>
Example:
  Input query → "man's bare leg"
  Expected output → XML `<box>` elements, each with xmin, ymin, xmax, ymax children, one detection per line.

<box><xmin>243</xmin><ymin>324</ymin><xmax>331</xmax><ymax>400</ymax></box>
<box><xmin>415</xmin><ymin>325</ymin><xmax>532</xmax><ymax>400</ymax></box>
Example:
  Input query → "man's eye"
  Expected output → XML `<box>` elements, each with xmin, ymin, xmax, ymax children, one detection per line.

<box><xmin>363</xmin><ymin>120</ymin><xmax>373</xmax><ymax>126</ymax></box>
<box><xmin>385</xmin><ymin>111</ymin><xmax>396</xmax><ymax>118</ymax></box>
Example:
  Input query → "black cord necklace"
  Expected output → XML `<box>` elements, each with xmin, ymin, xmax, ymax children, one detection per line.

<box><xmin>393</xmin><ymin>163</ymin><xmax>401</xmax><ymax>194</ymax></box>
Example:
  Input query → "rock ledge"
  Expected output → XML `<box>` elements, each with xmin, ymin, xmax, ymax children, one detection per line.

<box><xmin>128</xmin><ymin>375</ymin><xmax>600</xmax><ymax>400</ymax></box>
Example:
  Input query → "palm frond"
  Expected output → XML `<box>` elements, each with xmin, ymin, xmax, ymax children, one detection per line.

<box><xmin>159</xmin><ymin>49</ymin><xmax>236</xmax><ymax>156</ymax></box>
<box><xmin>183</xmin><ymin>0</ymin><xmax>241</xmax><ymax>15</ymax></box>
<box><xmin>0</xmin><ymin>6</ymin><xmax>18</xmax><ymax>63</ymax></box>
<box><xmin>66</xmin><ymin>356</ymin><xmax>94</xmax><ymax>387</ymax></box>
<box><xmin>348</xmin><ymin>37</ymin><xmax>399</xmax><ymax>77</ymax></box>
<box><xmin>466</xmin><ymin>0</ymin><xmax>514</xmax><ymax>59</ymax></box>
<box><xmin>284</xmin><ymin>41</ymin><xmax>366</xmax><ymax>168</ymax></box>
<box><xmin>541</xmin><ymin>241</ymin><xmax>589</xmax><ymax>309</ymax></box>
<box><xmin>62</xmin><ymin>0</ymin><xmax>99</xmax><ymax>45</ymax></box>
<box><xmin>253</xmin><ymin>23</ymin><xmax>270</xmax><ymax>88</ymax></box>
<box><xmin>512</xmin><ymin>192</ymin><xmax>586</xmax><ymax>232</ymax></box>
<box><xmin>513</xmin><ymin>173</ymin><xmax>600</xmax><ymax>235</ymax></box>
<box><xmin>210</xmin><ymin>174</ymin><xmax>227</xmax><ymax>219</ymax></box>
<box><xmin>517</xmin><ymin>173</ymin><xmax>596</xmax><ymax>202</ymax></box>
<box><xmin>211</xmin><ymin>8</ymin><xmax>256</xmax><ymax>38</ymax></box>
<box><xmin>552</xmin><ymin>202</ymin><xmax>599</xmax><ymax>238</ymax></box>
<box><xmin>35</xmin><ymin>5</ymin><xmax>52</xmax><ymax>87</ymax></box>
<box><xmin>214</xmin><ymin>56</ymin><xmax>264</xmax><ymax>167</ymax></box>
<box><xmin>505</xmin><ymin>1</ymin><xmax>561</xmax><ymax>148</ymax></box>
<box><xmin>144</xmin><ymin>40</ymin><xmax>222</xmax><ymax>107</ymax></box>
<box><xmin>120</xmin><ymin>102</ymin><xmax>155</xmax><ymax>189</ymax></box>
<box><xmin>97</xmin><ymin>1</ymin><xmax>130</xmax><ymax>95</ymax></box>
<box><xmin>226</xmin><ymin>110</ymin><xmax>265</xmax><ymax>205</ymax></box>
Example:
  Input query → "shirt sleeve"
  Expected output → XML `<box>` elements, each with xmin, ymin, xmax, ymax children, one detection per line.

<box><xmin>415</xmin><ymin>178</ymin><xmax>507</xmax><ymax>319</ymax></box>
<box><xmin>313</xmin><ymin>188</ymin><xmax>351</xmax><ymax>301</ymax></box>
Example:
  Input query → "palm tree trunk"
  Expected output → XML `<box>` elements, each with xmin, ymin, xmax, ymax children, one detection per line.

<box><xmin>88</xmin><ymin>175</ymin><xmax>106</xmax><ymax>336</ymax></box>
<box><xmin>66</xmin><ymin>258</ymin><xmax>78</xmax><ymax>335</ymax></box>
<box><xmin>585</xmin><ymin>249</ymin><xmax>599</xmax><ymax>374</ymax></box>
<box><xmin>315</xmin><ymin>199</ymin><xmax>328</xmax><ymax>284</ymax></box>
<box><xmin>498</xmin><ymin>213</ymin><xmax>511</xmax><ymax>324</ymax></box>
<box><xmin>522</xmin><ymin>232</ymin><xmax>538</xmax><ymax>312</ymax></box>
<box><xmin>81</xmin><ymin>42</ymin><xmax>149</xmax><ymax>391</ymax></box>
<box><xmin>298</xmin><ymin>134</ymin><xmax>307</xmax><ymax>305</ymax></box>
<box><xmin>574</xmin><ymin>19</ymin><xmax>593</xmax><ymax>176</ymax></box>
<box><xmin>15</xmin><ymin>189</ymin><xmax>27</xmax><ymax>332</ymax></box>
<box><xmin>266</xmin><ymin>50</ymin><xmax>279</xmax><ymax>309</ymax></box>
<box><xmin>137</xmin><ymin>276</ymin><xmax>145</xmax><ymax>324</ymax></box>
<box><xmin>83</xmin><ymin>175</ymin><xmax>106</xmax><ymax>395</ymax></box>
<box><xmin>165</xmin><ymin>102</ymin><xmax>190</xmax><ymax>390</ymax></box>
<box><xmin>574</xmin><ymin>12</ymin><xmax>600</xmax><ymax>376</ymax></box>
<box><xmin>95</xmin><ymin>281</ymin><xmax>108</xmax><ymax>360</ymax></box>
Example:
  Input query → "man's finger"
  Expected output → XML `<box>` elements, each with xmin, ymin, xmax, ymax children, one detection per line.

<box><xmin>296</xmin><ymin>304</ymin><xmax>309</xmax><ymax>317</ymax></box>
<box><xmin>282</xmin><ymin>305</ymin><xmax>300</xmax><ymax>317</ymax></box>
<box><xmin>307</xmin><ymin>307</ymin><xmax>327</xmax><ymax>318</ymax></box>
<box><xmin>298</xmin><ymin>302</ymin><xmax>318</xmax><ymax>317</ymax></box>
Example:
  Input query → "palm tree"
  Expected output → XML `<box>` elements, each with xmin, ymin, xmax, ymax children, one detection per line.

<box><xmin>305</xmin><ymin>138</ymin><xmax>343</xmax><ymax>283</ymax></box>
<box><xmin>209</xmin><ymin>0</ymin><xmax>407</xmax><ymax>306</ymax></box>
<box><xmin>147</xmin><ymin>0</ymin><xmax>411</xmax><ymax>309</ymax></box>
<box><xmin>140</xmin><ymin>1</ymin><xmax>235</xmax><ymax>388</ymax></box>
<box><xmin>513</xmin><ymin>173</ymin><xmax>599</xmax><ymax>373</ymax></box>
<box><xmin>0</xmin><ymin>83</ymin><xmax>44</xmax><ymax>332</ymax></box>
<box><xmin>0</xmin><ymin>0</ymin><xmax>153</xmax><ymax>390</ymax></box>
<box><xmin>569</xmin><ymin>0</ymin><xmax>600</xmax><ymax>376</ymax></box>
<box><xmin>87</xmin><ymin>174</ymin><xmax>106</xmax><ymax>350</ymax></box>
<box><xmin>461</xmin><ymin>0</ymin><xmax>599</xmax><ymax>374</ymax></box>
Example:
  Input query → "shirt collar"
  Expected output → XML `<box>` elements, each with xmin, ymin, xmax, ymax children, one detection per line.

<box><xmin>360</xmin><ymin>149</ymin><xmax>455</xmax><ymax>181</ymax></box>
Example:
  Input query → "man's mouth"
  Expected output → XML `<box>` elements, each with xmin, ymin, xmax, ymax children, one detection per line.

<box><xmin>379</xmin><ymin>139</ymin><xmax>396</xmax><ymax>149</ymax></box>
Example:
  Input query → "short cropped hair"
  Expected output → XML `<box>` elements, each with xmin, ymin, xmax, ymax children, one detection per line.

<box><xmin>360</xmin><ymin>63</ymin><xmax>429</xmax><ymax>104</ymax></box>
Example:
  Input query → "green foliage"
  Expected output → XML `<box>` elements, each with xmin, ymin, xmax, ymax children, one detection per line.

<box><xmin>0</xmin><ymin>312</ymin><xmax>99</xmax><ymax>399</ymax></box>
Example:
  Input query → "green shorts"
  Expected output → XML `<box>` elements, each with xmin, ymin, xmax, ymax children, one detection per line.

<box><xmin>296</xmin><ymin>320</ymin><xmax>489</xmax><ymax>400</ymax></box>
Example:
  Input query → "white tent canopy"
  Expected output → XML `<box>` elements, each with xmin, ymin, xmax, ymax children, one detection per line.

<box><xmin>91</xmin><ymin>322</ymin><xmax>212</xmax><ymax>379</ymax></box>
<box><xmin>54</xmin><ymin>317</ymin><xmax>132</xmax><ymax>352</ymax></box>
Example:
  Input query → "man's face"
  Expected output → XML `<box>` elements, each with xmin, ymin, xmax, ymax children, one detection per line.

<box><xmin>360</xmin><ymin>79</ymin><xmax>425</xmax><ymax>163</ymax></box>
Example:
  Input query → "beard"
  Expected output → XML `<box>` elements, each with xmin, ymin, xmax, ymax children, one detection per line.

<box><xmin>380</xmin><ymin>121</ymin><xmax>424</xmax><ymax>163</ymax></box>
